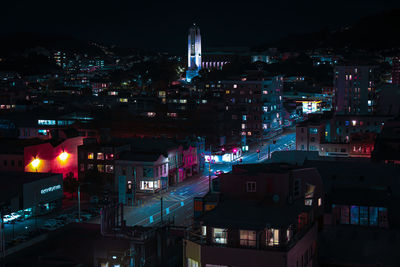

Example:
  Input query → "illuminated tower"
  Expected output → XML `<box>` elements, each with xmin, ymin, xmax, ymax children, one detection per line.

<box><xmin>186</xmin><ymin>23</ymin><xmax>202</xmax><ymax>82</ymax></box>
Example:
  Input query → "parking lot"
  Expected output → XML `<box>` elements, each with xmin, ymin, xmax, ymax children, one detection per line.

<box><xmin>2</xmin><ymin>205</ymin><xmax>100</xmax><ymax>249</ymax></box>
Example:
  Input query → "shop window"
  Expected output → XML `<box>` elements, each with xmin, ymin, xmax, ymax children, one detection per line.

<box><xmin>360</xmin><ymin>206</ymin><xmax>368</xmax><ymax>226</ymax></box>
<box><xmin>340</xmin><ymin>205</ymin><xmax>349</xmax><ymax>224</ymax></box>
<box><xmin>350</xmin><ymin>205</ymin><xmax>359</xmax><ymax>225</ymax></box>
<box><xmin>378</xmin><ymin>207</ymin><xmax>388</xmax><ymax>228</ymax></box>
<box><xmin>213</xmin><ymin>228</ymin><xmax>227</xmax><ymax>244</ymax></box>
<box><xmin>266</xmin><ymin>228</ymin><xmax>279</xmax><ymax>246</ymax></box>
<box><xmin>140</xmin><ymin>180</ymin><xmax>160</xmax><ymax>190</ymax></box>
<box><xmin>105</xmin><ymin>165</ymin><xmax>114</xmax><ymax>173</ymax></box>
<box><xmin>97</xmin><ymin>153</ymin><xmax>104</xmax><ymax>160</ymax></box>
<box><xmin>369</xmin><ymin>207</ymin><xmax>378</xmax><ymax>226</ymax></box>
<box><xmin>97</xmin><ymin>164</ymin><xmax>105</xmax><ymax>172</ymax></box>
<box><xmin>88</xmin><ymin>153</ymin><xmax>94</xmax><ymax>159</ymax></box>
<box><xmin>239</xmin><ymin>230</ymin><xmax>256</xmax><ymax>247</ymax></box>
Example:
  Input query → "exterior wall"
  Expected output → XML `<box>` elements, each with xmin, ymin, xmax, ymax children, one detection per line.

<box><xmin>296</xmin><ymin>124</ymin><xmax>325</xmax><ymax>152</ymax></box>
<box><xmin>286</xmin><ymin>224</ymin><xmax>318</xmax><ymax>267</ymax></box>
<box><xmin>200</xmin><ymin>245</ymin><xmax>286</xmax><ymax>267</ymax></box>
<box><xmin>334</xmin><ymin>65</ymin><xmax>375</xmax><ymax>115</ymax></box>
<box><xmin>114</xmin><ymin>155</ymin><xmax>169</xmax><ymax>203</ymax></box>
<box><xmin>220</xmin><ymin>172</ymin><xmax>290</xmax><ymax>202</ymax></box>
<box><xmin>24</xmin><ymin>136</ymin><xmax>84</xmax><ymax>179</ymax></box>
<box><xmin>0</xmin><ymin>154</ymin><xmax>24</xmax><ymax>172</ymax></box>
<box><xmin>222</xmin><ymin>77</ymin><xmax>283</xmax><ymax>141</ymax></box>
<box><xmin>184</xmin><ymin>240</ymin><xmax>202</xmax><ymax>267</ymax></box>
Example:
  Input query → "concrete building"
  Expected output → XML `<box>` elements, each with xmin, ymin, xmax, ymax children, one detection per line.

<box><xmin>392</xmin><ymin>56</ymin><xmax>400</xmax><ymax>85</ymax></box>
<box><xmin>222</xmin><ymin>76</ymin><xmax>284</xmax><ymax>143</ymax></box>
<box><xmin>184</xmin><ymin>163</ymin><xmax>324</xmax><ymax>267</ymax></box>
<box><xmin>186</xmin><ymin>24</ymin><xmax>202</xmax><ymax>82</ymax></box>
<box><xmin>334</xmin><ymin>65</ymin><xmax>376</xmax><ymax>115</ymax></box>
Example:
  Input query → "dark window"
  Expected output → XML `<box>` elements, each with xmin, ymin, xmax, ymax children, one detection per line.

<box><xmin>3</xmin><ymin>160</ymin><xmax>7</xmax><ymax>166</ymax></box>
<box><xmin>11</xmin><ymin>160</ymin><xmax>15</xmax><ymax>166</ymax></box>
<box><xmin>18</xmin><ymin>160</ymin><xmax>22</xmax><ymax>167</ymax></box>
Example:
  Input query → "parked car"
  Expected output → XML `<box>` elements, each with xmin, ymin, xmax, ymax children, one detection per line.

<box><xmin>214</xmin><ymin>170</ymin><xmax>224</xmax><ymax>175</ymax></box>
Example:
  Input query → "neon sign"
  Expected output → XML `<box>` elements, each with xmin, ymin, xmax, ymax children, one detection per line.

<box><xmin>41</xmin><ymin>185</ymin><xmax>62</xmax><ymax>195</ymax></box>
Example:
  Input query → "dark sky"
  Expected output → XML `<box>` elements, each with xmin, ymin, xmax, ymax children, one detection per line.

<box><xmin>1</xmin><ymin>0</ymin><xmax>399</xmax><ymax>53</ymax></box>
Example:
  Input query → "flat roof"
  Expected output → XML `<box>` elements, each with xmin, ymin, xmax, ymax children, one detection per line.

<box><xmin>199</xmin><ymin>199</ymin><xmax>310</xmax><ymax>229</ymax></box>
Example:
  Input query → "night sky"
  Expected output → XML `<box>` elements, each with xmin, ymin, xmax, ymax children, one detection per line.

<box><xmin>1</xmin><ymin>0</ymin><xmax>400</xmax><ymax>53</ymax></box>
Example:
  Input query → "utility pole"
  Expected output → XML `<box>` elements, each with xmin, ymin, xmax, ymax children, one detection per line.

<box><xmin>132</xmin><ymin>168</ymin><xmax>136</xmax><ymax>206</ymax></box>
<box><xmin>208</xmin><ymin>145</ymin><xmax>212</xmax><ymax>191</ymax></box>
<box><xmin>160</xmin><ymin>197</ymin><xmax>163</xmax><ymax>224</ymax></box>
<box><xmin>78</xmin><ymin>184</ymin><xmax>81</xmax><ymax>222</ymax></box>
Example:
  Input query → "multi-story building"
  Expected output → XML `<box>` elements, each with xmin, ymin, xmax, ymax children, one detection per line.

<box><xmin>184</xmin><ymin>163</ymin><xmax>324</xmax><ymax>267</ymax></box>
<box><xmin>222</xmin><ymin>76</ymin><xmax>283</xmax><ymax>143</ymax></box>
<box><xmin>392</xmin><ymin>56</ymin><xmax>400</xmax><ymax>85</ymax></box>
<box><xmin>295</xmin><ymin>118</ymin><xmax>326</xmax><ymax>152</ymax></box>
<box><xmin>77</xmin><ymin>139</ymin><xmax>130</xmax><ymax>183</ymax></box>
<box><xmin>296</xmin><ymin>114</ymin><xmax>393</xmax><ymax>157</ymax></box>
<box><xmin>334</xmin><ymin>65</ymin><xmax>376</xmax><ymax>114</ymax></box>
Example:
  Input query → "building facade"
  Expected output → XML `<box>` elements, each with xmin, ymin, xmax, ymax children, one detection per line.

<box><xmin>334</xmin><ymin>65</ymin><xmax>376</xmax><ymax>115</ymax></box>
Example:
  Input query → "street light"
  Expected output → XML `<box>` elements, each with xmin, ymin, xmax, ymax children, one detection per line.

<box><xmin>78</xmin><ymin>182</ymin><xmax>90</xmax><ymax>222</ymax></box>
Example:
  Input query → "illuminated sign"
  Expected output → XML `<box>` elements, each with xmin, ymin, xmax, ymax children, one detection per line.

<box><xmin>40</xmin><ymin>185</ymin><xmax>62</xmax><ymax>195</ymax></box>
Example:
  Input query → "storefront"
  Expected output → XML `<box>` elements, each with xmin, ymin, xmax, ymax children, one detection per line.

<box><xmin>0</xmin><ymin>172</ymin><xmax>63</xmax><ymax>223</ymax></box>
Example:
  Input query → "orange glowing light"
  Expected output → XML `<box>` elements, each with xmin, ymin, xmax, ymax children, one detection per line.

<box><xmin>58</xmin><ymin>152</ymin><xmax>69</xmax><ymax>161</ymax></box>
<box><xmin>31</xmin><ymin>158</ymin><xmax>40</xmax><ymax>168</ymax></box>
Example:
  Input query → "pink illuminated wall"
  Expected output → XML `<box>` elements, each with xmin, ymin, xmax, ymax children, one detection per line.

<box><xmin>24</xmin><ymin>137</ymin><xmax>84</xmax><ymax>179</ymax></box>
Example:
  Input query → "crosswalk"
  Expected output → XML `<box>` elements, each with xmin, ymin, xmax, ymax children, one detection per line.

<box><xmin>153</xmin><ymin>192</ymin><xmax>189</xmax><ymax>202</ymax></box>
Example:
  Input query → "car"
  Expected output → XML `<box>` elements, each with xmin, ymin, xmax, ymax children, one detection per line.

<box><xmin>214</xmin><ymin>170</ymin><xmax>224</xmax><ymax>175</ymax></box>
<box><xmin>40</xmin><ymin>224</ymin><xmax>58</xmax><ymax>231</ymax></box>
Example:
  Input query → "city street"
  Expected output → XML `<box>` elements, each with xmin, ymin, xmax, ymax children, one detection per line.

<box><xmin>109</xmin><ymin>129</ymin><xmax>296</xmax><ymax>228</ymax></box>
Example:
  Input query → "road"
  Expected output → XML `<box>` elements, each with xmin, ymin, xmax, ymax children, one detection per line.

<box><xmin>115</xmin><ymin>129</ymin><xmax>296</xmax><ymax>228</ymax></box>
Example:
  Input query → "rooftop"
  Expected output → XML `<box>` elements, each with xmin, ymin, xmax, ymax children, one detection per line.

<box><xmin>199</xmin><ymin>199</ymin><xmax>311</xmax><ymax>230</ymax></box>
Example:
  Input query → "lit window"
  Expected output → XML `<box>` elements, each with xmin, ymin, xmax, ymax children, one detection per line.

<box><xmin>266</xmin><ymin>228</ymin><xmax>279</xmax><ymax>246</ymax></box>
<box><xmin>97</xmin><ymin>153</ymin><xmax>104</xmax><ymax>160</ymax></box>
<box><xmin>225</xmin><ymin>90</ymin><xmax>230</xmax><ymax>94</ymax></box>
<box><xmin>97</xmin><ymin>164</ymin><xmax>105</xmax><ymax>172</ymax></box>
<box><xmin>242</xmin><ymin>115</ymin><xmax>247</xmax><ymax>121</ymax></box>
<box><xmin>241</xmin><ymin>124</ymin><xmax>246</xmax><ymax>129</ymax></box>
<box><xmin>233</xmin><ymin>84</ymin><xmax>237</xmax><ymax>89</ymax></box>
<box><xmin>352</xmin><ymin>120</ymin><xmax>357</xmax><ymax>126</ymax></box>
<box><xmin>239</xmin><ymin>230</ymin><xmax>256</xmax><ymax>247</ymax></box>
<box><xmin>263</xmin><ymin>90</ymin><xmax>268</xmax><ymax>94</ymax></box>
<box><xmin>213</xmin><ymin>228</ymin><xmax>227</xmax><ymax>244</ymax></box>
<box><xmin>87</xmin><ymin>164</ymin><xmax>94</xmax><ymax>170</ymax></box>
<box><xmin>202</xmin><ymin>226</ymin><xmax>207</xmax><ymax>236</ymax></box>
<box><xmin>246</xmin><ymin>181</ymin><xmax>256</xmax><ymax>192</ymax></box>
<box><xmin>188</xmin><ymin>258</ymin><xmax>199</xmax><ymax>267</ymax></box>
<box><xmin>105</xmin><ymin>153</ymin><xmax>114</xmax><ymax>160</ymax></box>
<box><xmin>105</xmin><ymin>165</ymin><xmax>114</xmax><ymax>173</ymax></box>
<box><xmin>318</xmin><ymin>198</ymin><xmax>322</xmax><ymax>206</ymax></box>
<box><xmin>88</xmin><ymin>153</ymin><xmax>94</xmax><ymax>159</ymax></box>
<box><xmin>247</xmin><ymin>131</ymin><xmax>252</xmax><ymax>136</ymax></box>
